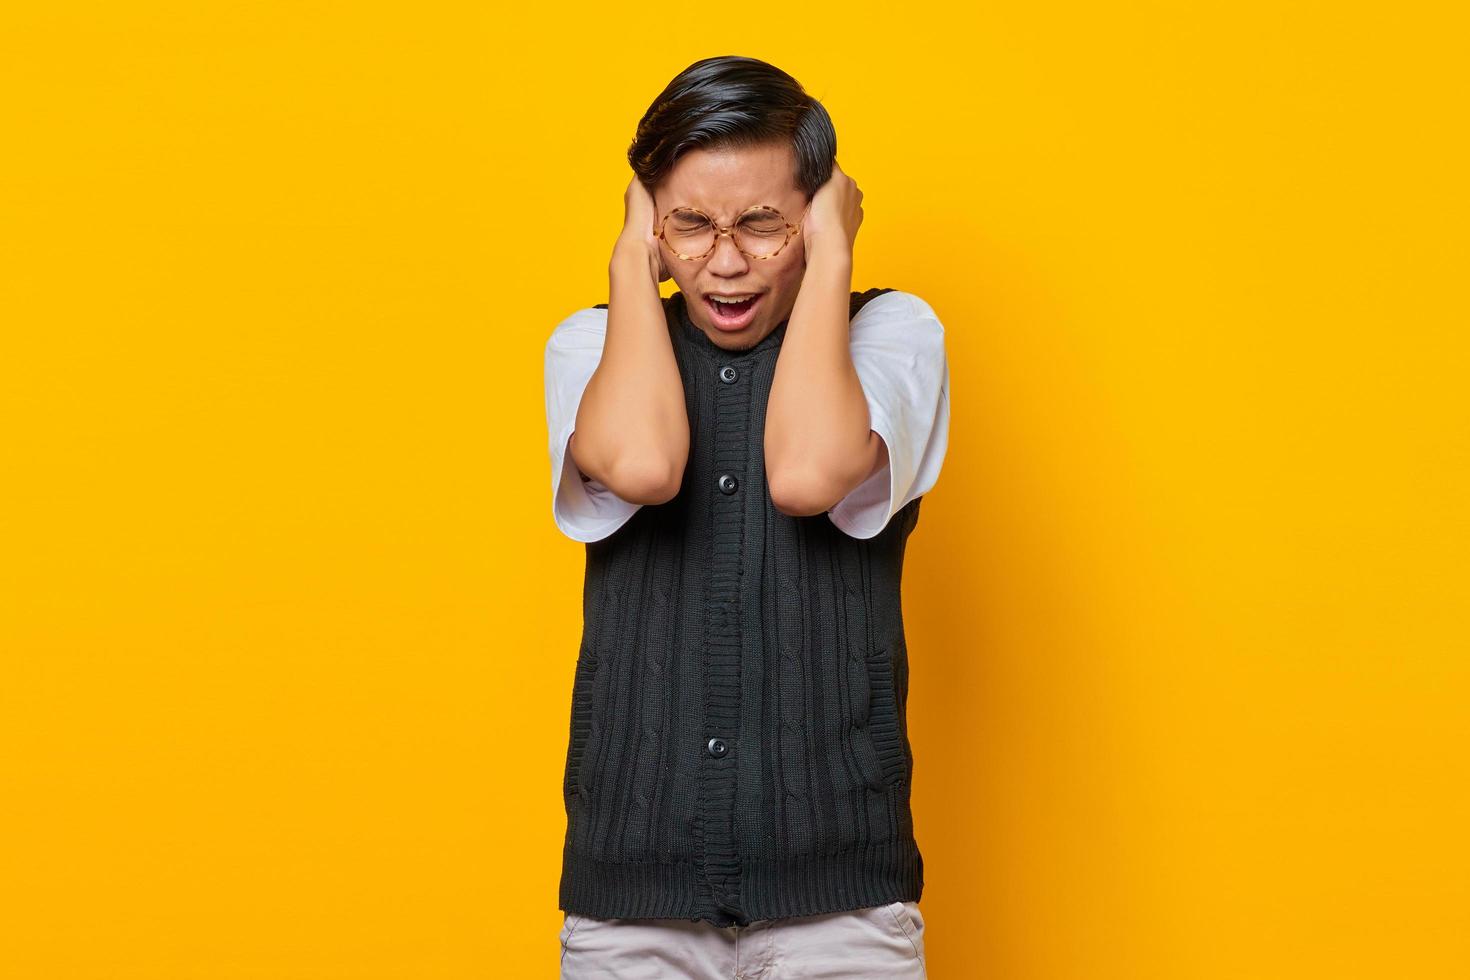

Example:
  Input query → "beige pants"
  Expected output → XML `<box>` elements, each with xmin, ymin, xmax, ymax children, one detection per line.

<box><xmin>559</xmin><ymin>901</ymin><xmax>927</xmax><ymax>979</ymax></box>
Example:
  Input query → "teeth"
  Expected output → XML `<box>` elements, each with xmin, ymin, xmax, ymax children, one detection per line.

<box><xmin>710</xmin><ymin>294</ymin><xmax>756</xmax><ymax>304</ymax></box>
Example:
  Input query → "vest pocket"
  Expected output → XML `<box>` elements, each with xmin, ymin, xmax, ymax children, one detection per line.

<box><xmin>848</xmin><ymin>642</ymin><xmax>910</xmax><ymax>790</ymax></box>
<box><xmin>564</xmin><ymin>646</ymin><xmax>602</xmax><ymax>805</ymax></box>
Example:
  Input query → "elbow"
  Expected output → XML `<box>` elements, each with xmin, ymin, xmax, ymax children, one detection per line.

<box><xmin>766</xmin><ymin>430</ymin><xmax>884</xmax><ymax>518</ymax></box>
<box><xmin>604</xmin><ymin>453</ymin><xmax>685</xmax><ymax>505</ymax></box>
<box><xmin>767</xmin><ymin>467</ymin><xmax>841</xmax><ymax>518</ymax></box>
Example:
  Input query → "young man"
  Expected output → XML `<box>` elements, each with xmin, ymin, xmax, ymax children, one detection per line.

<box><xmin>544</xmin><ymin>56</ymin><xmax>949</xmax><ymax>978</ymax></box>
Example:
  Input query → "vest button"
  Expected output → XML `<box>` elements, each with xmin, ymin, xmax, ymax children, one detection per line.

<box><xmin>717</xmin><ymin>473</ymin><xmax>738</xmax><ymax>494</ymax></box>
<box><xmin>719</xmin><ymin>365</ymin><xmax>738</xmax><ymax>383</ymax></box>
<box><xmin>706</xmin><ymin>737</ymin><xmax>729</xmax><ymax>758</ymax></box>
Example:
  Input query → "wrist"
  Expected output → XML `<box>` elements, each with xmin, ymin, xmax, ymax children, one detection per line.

<box><xmin>611</xmin><ymin>237</ymin><xmax>660</xmax><ymax>280</ymax></box>
<box><xmin>803</xmin><ymin>242</ymin><xmax>853</xmax><ymax>282</ymax></box>
<box><xmin>805</xmin><ymin>238</ymin><xmax>853</xmax><ymax>272</ymax></box>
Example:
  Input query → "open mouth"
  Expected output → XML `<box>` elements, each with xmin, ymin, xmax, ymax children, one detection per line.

<box><xmin>704</xmin><ymin>292</ymin><xmax>764</xmax><ymax>331</ymax></box>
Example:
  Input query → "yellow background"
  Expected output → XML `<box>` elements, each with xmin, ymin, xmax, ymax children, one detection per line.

<box><xmin>3</xmin><ymin>3</ymin><xmax>1466</xmax><ymax>977</ymax></box>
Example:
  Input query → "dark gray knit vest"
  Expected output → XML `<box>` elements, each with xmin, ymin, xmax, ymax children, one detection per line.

<box><xmin>559</xmin><ymin>287</ymin><xmax>924</xmax><ymax>927</ymax></box>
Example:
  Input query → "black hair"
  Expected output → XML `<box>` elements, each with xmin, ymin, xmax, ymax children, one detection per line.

<box><xmin>628</xmin><ymin>56</ymin><xmax>836</xmax><ymax>201</ymax></box>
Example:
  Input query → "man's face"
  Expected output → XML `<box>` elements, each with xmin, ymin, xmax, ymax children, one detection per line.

<box><xmin>653</xmin><ymin>142</ymin><xmax>809</xmax><ymax>351</ymax></box>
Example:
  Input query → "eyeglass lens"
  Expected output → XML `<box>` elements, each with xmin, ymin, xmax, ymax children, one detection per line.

<box><xmin>661</xmin><ymin>208</ymin><xmax>789</xmax><ymax>258</ymax></box>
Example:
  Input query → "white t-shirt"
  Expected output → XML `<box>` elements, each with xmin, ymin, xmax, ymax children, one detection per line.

<box><xmin>544</xmin><ymin>290</ymin><xmax>950</xmax><ymax>542</ymax></box>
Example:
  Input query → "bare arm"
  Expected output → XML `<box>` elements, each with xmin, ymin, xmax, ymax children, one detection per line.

<box><xmin>569</xmin><ymin>178</ymin><xmax>690</xmax><ymax>505</ymax></box>
<box><xmin>765</xmin><ymin>161</ymin><xmax>882</xmax><ymax>516</ymax></box>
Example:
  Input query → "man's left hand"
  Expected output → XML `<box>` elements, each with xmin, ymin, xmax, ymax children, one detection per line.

<box><xmin>801</xmin><ymin>160</ymin><xmax>863</xmax><ymax>264</ymax></box>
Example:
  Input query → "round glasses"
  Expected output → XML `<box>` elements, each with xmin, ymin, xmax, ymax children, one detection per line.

<box><xmin>655</xmin><ymin>205</ymin><xmax>801</xmax><ymax>261</ymax></box>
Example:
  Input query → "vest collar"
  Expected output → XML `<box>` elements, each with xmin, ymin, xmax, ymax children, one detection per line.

<box><xmin>674</xmin><ymin>291</ymin><xmax>789</xmax><ymax>359</ymax></box>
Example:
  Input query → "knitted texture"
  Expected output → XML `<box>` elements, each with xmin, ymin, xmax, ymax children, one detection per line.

<box><xmin>559</xmin><ymin>288</ymin><xmax>924</xmax><ymax>927</ymax></box>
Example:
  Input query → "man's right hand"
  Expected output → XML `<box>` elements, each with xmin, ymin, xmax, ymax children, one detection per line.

<box><xmin>616</xmin><ymin>176</ymin><xmax>671</xmax><ymax>284</ymax></box>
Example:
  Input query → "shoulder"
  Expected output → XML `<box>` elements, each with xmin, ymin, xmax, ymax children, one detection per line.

<box><xmin>545</xmin><ymin>305</ymin><xmax>610</xmax><ymax>357</ymax></box>
<box><xmin>852</xmin><ymin>289</ymin><xmax>944</xmax><ymax>332</ymax></box>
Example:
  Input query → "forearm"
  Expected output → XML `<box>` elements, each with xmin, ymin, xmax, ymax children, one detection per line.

<box><xmin>764</xmin><ymin>247</ymin><xmax>877</xmax><ymax>512</ymax></box>
<box><xmin>570</xmin><ymin>242</ymin><xmax>690</xmax><ymax>504</ymax></box>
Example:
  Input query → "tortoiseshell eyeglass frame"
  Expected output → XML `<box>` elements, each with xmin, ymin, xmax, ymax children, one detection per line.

<box><xmin>654</xmin><ymin>204</ymin><xmax>802</xmax><ymax>261</ymax></box>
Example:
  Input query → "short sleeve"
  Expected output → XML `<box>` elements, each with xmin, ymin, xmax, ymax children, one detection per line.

<box><xmin>826</xmin><ymin>291</ymin><xmax>951</xmax><ymax>539</ymax></box>
<box><xmin>544</xmin><ymin>307</ymin><xmax>643</xmax><ymax>542</ymax></box>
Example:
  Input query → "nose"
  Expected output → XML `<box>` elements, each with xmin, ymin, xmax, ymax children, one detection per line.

<box><xmin>705</xmin><ymin>231</ymin><xmax>750</xmax><ymax>276</ymax></box>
